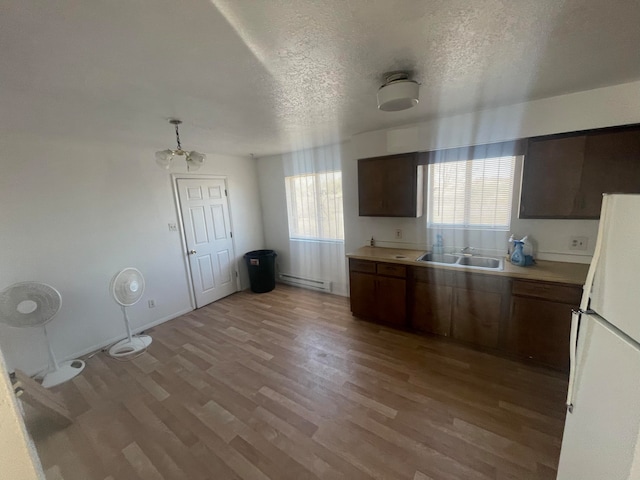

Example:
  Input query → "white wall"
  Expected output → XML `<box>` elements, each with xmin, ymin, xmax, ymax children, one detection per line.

<box><xmin>257</xmin><ymin>145</ymin><xmax>348</xmax><ymax>296</ymax></box>
<box><xmin>344</xmin><ymin>80</ymin><xmax>640</xmax><ymax>263</ymax></box>
<box><xmin>0</xmin><ymin>133</ymin><xmax>263</xmax><ymax>374</ymax></box>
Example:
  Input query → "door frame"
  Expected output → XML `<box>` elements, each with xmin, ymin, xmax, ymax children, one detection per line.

<box><xmin>171</xmin><ymin>174</ymin><xmax>241</xmax><ymax>309</ymax></box>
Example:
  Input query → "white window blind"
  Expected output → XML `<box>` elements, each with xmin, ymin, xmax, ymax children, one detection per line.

<box><xmin>428</xmin><ymin>156</ymin><xmax>516</xmax><ymax>229</ymax></box>
<box><xmin>285</xmin><ymin>171</ymin><xmax>344</xmax><ymax>241</ymax></box>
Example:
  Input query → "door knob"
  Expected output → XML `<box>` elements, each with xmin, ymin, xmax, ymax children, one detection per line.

<box><xmin>188</xmin><ymin>250</ymin><xmax>197</xmax><ymax>255</ymax></box>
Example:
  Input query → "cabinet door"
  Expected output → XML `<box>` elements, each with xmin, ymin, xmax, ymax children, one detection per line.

<box><xmin>349</xmin><ymin>271</ymin><xmax>377</xmax><ymax>319</ymax></box>
<box><xmin>507</xmin><ymin>296</ymin><xmax>573</xmax><ymax>371</ymax></box>
<box><xmin>358</xmin><ymin>154</ymin><xmax>423</xmax><ymax>217</ymax></box>
<box><xmin>358</xmin><ymin>158</ymin><xmax>386</xmax><ymax>215</ymax></box>
<box><xmin>520</xmin><ymin>135</ymin><xmax>586</xmax><ymax>218</ymax></box>
<box><xmin>410</xmin><ymin>281</ymin><xmax>453</xmax><ymax>336</ymax></box>
<box><xmin>452</xmin><ymin>288</ymin><xmax>502</xmax><ymax>348</ymax></box>
<box><xmin>577</xmin><ymin>128</ymin><xmax>640</xmax><ymax>218</ymax></box>
<box><xmin>376</xmin><ymin>276</ymin><xmax>406</xmax><ymax>327</ymax></box>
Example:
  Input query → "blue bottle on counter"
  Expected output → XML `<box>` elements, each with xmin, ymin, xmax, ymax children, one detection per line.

<box><xmin>433</xmin><ymin>234</ymin><xmax>444</xmax><ymax>254</ymax></box>
<box><xmin>510</xmin><ymin>240</ymin><xmax>526</xmax><ymax>266</ymax></box>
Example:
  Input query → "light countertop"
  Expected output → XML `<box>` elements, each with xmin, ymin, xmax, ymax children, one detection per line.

<box><xmin>347</xmin><ymin>246</ymin><xmax>589</xmax><ymax>285</ymax></box>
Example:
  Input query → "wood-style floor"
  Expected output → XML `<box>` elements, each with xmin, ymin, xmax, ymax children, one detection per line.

<box><xmin>27</xmin><ymin>285</ymin><xmax>568</xmax><ymax>480</ymax></box>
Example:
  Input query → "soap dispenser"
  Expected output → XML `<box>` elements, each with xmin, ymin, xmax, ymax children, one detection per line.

<box><xmin>510</xmin><ymin>240</ymin><xmax>526</xmax><ymax>266</ymax></box>
<box><xmin>507</xmin><ymin>234</ymin><xmax>514</xmax><ymax>261</ymax></box>
<box><xmin>433</xmin><ymin>234</ymin><xmax>444</xmax><ymax>254</ymax></box>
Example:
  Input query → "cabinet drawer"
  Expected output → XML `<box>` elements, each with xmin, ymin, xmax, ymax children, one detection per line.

<box><xmin>349</xmin><ymin>258</ymin><xmax>376</xmax><ymax>274</ymax></box>
<box><xmin>376</xmin><ymin>263</ymin><xmax>407</xmax><ymax>278</ymax></box>
<box><xmin>512</xmin><ymin>280</ymin><xmax>581</xmax><ymax>304</ymax></box>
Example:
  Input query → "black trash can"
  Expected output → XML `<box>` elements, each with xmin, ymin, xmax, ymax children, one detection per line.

<box><xmin>243</xmin><ymin>250</ymin><xmax>277</xmax><ymax>293</ymax></box>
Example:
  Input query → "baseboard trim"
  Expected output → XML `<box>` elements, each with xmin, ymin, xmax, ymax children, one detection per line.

<box><xmin>29</xmin><ymin>307</ymin><xmax>194</xmax><ymax>378</ymax></box>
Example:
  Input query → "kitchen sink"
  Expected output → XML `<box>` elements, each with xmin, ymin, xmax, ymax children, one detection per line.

<box><xmin>416</xmin><ymin>252</ymin><xmax>504</xmax><ymax>271</ymax></box>
<box><xmin>416</xmin><ymin>253</ymin><xmax>458</xmax><ymax>264</ymax></box>
<box><xmin>458</xmin><ymin>256</ymin><xmax>502</xmax><ymax>269</ymax></box>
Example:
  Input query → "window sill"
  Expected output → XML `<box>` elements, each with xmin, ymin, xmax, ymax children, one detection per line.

<box><xmin>289</xmin><ymin>238</ymin><xmax>345</xmax><ymax>245</ymax></box>
<box><xmin>427</xmin><ymin>225</ymin><xmax>511</xmax><ymax>232</ymax></box>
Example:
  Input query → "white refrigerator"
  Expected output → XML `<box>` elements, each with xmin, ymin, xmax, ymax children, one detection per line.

<box><xmin>557</xmin><ymin>194</ymin><xmax>640</xmax><ymax>480</ymax></box>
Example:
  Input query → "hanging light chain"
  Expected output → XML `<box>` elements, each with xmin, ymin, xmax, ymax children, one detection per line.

<box><xmin>158</xmin><ymin>119</ymin><xmax>204</xmax><ymax>171</ymax></box>
<box><xmin>174</xmin><ymin>123</ymin><xmax>182</xmax><ymax>151</ymax></box>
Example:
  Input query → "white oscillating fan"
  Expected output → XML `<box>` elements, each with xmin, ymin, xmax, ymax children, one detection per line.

<box><xmin>0</xmin><ymin>282</ymin><xmax>85</xmax><ymax>388</ymax></box>
<box><xmin>109</xmin><ymin>268</ymin><xmax>151</xmax><ymax>358</ymax></box>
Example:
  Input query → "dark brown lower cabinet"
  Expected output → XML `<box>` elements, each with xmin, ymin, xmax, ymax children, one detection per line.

<box><xmin>408</xmin><ymin>269</ymin><xmax>509</xmax><ymax>348</ymax></box>
<box><xmin>410</xmin><ymin>282</ymin><xmax>453</xmax><ymax>336</ymax></box>
<box><xmin>408</xmin><ymin>268</ymin><xmax>454</xmax><ymax>336</ymax></box>
<box><xmin>377</xmin><ymin>276</ymin><xmax>406</xmax><ymax>327</ymax></box>
<box><xmin>349</xmin><ymin>271</ymin><xmax>377</xmax><ymax>319</ymax></box>
<box><xmin>451</xmin><ymin>272</ymin><xmax>509</xmax><ymax>349</ymax></box>
<box><xmin>507</xmin><ymin>280</ymin><xmax>581</xmax><ymax>371</ymax></box>
<box><xmin>349</xmin><ymin>259</ymin><xmax>406</xmax><ymax>327</ymax></box>
<box><xmin>452</xmin><ymin>288</ymin><xmax>503</xmax><ymax>348</ymax></box>
<box><xmin>349</xmin><ymin>258</ymin><xmax>580</xmax><ymax>371</ymax></box>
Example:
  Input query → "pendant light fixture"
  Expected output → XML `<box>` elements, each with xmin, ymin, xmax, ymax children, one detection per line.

<box><xmin>155</xmin><ymin>119</ymin><xmax>205</xmax><ymax>171</ymax></box>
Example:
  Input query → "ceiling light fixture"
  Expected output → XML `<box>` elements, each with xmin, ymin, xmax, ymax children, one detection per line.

<box><xmin>377</xmin><ymin>72</ymin><xmax>420</xmax><ymax>112</ymax></box>
<box><xmin>155</xmin><ymin>119</ymin><xmax>205</xmax><ymax>171</ymax></box>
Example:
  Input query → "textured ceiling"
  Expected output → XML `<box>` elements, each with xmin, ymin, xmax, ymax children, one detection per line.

<box><xmin>1</xmin><ymin>0</ymin><xmax>639</xmax><ymax>156</ymax></box>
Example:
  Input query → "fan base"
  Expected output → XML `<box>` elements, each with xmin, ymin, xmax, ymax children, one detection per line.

<box><xmin>41</xmin><ymin>359</ymin><xmax>85</xmax><ymax>388</ymax></box>
<box><xmin>108</xmin><ymin>335</ymin><xmax>152</xmax><ymax>358</ymax></box>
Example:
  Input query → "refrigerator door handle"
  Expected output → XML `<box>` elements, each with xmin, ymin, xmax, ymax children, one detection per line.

<box><xmin>567</xmin><ymin>308</ymin><xmax>596</xmax><ymax>412</ymax></box>
<box><xmin>566</xmin><ymin>195</ymin><xmax>609</xmax><ymax>413</ymax></box>
<box><xmin>566</xmin><ymin>310</ymin><xmax>582</xmax><ymax>413</ymax></box>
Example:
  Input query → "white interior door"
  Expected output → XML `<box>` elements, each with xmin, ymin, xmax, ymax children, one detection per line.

<box><xmin>177</xmin><ymin>178</ymin><xmax>236</xmax><ymax>308</ymax></box>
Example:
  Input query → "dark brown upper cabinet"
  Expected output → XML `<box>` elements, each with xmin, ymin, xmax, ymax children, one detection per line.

<box><xmin>520</xmin><ymin>124</ymin><xmax>640</xmax><ymax>219</ymax></box>
<box><xmin>520</xmin><ymin>135</ymin><xmax>586</xmax><ymax>218</ymax></box>
<box><xmin>358</xmin><ymin>153</ymin><xmax>424</xmax><ymax>217</ymax></box>
<box><xmin>579</xmin><ymin>128</ymin><xmax>640</xmax><ymax>216</ymax></box>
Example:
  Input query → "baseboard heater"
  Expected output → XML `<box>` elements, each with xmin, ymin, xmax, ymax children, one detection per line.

<box><xmin>278</xmin><ymin>273</ymin><xmax>332</xmax><ymax>293</ymax></box>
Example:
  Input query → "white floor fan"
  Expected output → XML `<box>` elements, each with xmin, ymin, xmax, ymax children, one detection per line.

<box><xmin>109</xmin><ymin>267</ymin><xmax>152</xmax><ymax>358</ymax></box>
<box><xmin>0</xmin><ymin>282</ymin><xmax>85</xmax><ymax>388</ymax></box>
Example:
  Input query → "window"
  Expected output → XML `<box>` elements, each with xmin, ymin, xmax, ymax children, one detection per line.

<box><xmin>285</xmin><ymin>171</ymin><xmax>344</xmax><ymax>241</ymax></box>
<box><xmin>428</xmin><ymin>156</ymin><xmax>516</xmax><ymax>229</ymax></box>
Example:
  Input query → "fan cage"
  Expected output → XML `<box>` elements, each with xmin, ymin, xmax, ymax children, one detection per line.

<box><xmin>0</xmin><ymin>282</ymin><xmax>62</xmax><ymax>328</ymax></box>
<box><xmin>111</xmin><ymin>268</ymin><xmax>145</xmax><ymax>307</ymax></box>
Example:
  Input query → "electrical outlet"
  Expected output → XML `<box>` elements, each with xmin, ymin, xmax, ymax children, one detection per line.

<box><xmin>168</xmin><ymin>223</ymin><xmax>178</xmax><ymax>232</ymax></box>
<box><xmin>569</xmin><ymin>236</ymin><xmax>588</xmax><ymax>251</ymax></box>
<box><xmin>148</xmin><ymin>299</ymin><xmax>156</xmax><ymax>308</ymax></box>
<box><xmin>395</xmin><ymin>229</ymin><xmax>402</xmax><ymax>239</ymax></box>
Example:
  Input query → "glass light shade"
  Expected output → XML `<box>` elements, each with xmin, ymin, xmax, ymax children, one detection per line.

<box><xmin>155</xmin><ymin>149</ymin><xmax>174</xmax><ymax>169</ymax></box>
<box><xmin>186</xmin><ymin>151</ymin><xmax>205</xmax><ymax>171</ymax></box>
<box><xmin>377</xmin><ymin>80</ymin><xmax>419</xmax><ymax>111</ymax></box>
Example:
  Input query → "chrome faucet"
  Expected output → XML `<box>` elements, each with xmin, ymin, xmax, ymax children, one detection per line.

<box><xmin>460</xmin><ymin>246</ymin><xmax>475</xmax><ymax>256</ymax></box>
